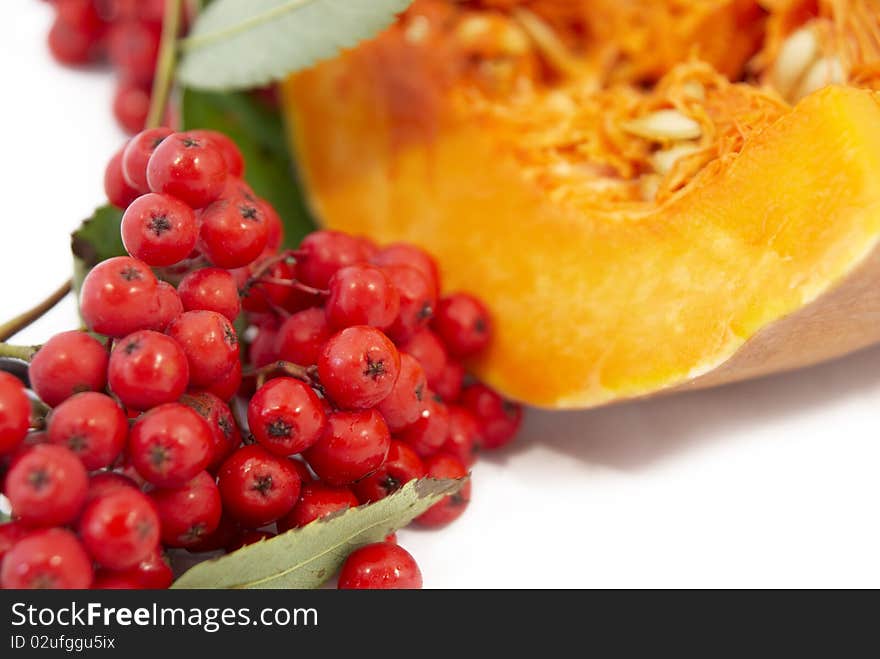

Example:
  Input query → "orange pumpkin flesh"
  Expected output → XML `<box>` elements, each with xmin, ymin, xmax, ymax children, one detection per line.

<box><xmin>282</xmin><ymin>1</ymin><xmax>880</xmax><ymax>409</ymax></box>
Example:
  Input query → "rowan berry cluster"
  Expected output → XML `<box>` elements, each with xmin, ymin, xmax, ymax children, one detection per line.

<box><xmin>42</xmin><ymin>0</ymin><xmax>177</xmax><ymax>133</ymax></box>
<box><xmin>0</xmin><ymin>127</ymin><xmax>522</xmax><ymax>590</ymax></box>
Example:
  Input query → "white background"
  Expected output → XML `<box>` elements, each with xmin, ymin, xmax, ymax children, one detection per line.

<box><xmin>3</xmin><ymin>3</ymin><xmax>880</xmax><ymax>588</ymax></box>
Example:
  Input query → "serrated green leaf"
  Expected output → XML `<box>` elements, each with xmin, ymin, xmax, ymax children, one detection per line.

<box><xmin>182</xmin><ymin>88</ymin><xmax>315</xmax><ymax>246</ymax></box>
<box><xmin>172</xmin><ymin>477</ymin><xmax>463</xmax><ymax>589</ymax></box>
<box><xmin>177</xmin><ymin>0</ymin><xmax>414</xmax><ymax>91</ymax></box>
<box><xmin>70</xmin><ymin>205</ymin><xmax>125</xmax><ymax>296</ymax></box>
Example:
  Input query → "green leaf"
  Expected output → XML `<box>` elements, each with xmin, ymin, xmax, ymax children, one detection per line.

<box><xmin>177</xmin><ymin>0</ymin><xmax>414</xmax><ymax>91</ymax></box>
<box><xmin>171</xmin><ymin>477</ymin><xmax>464</xmax><ymax>589</ymax></box>
<box><xmin>0</xmin><ymin>510</ymin><xmax>10</xmax><ymax>525</ymax></box>
<box><xmin>70</xmin><ymin>205</ymin><xmax>125</xmax><ymax>295</ymax></box>
<box><xmin>182</xmin><ymin>87</ymin><xmax>315</xmax><ymax>246</ymax></box>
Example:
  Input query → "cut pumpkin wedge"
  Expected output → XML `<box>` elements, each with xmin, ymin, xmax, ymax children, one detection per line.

<box><xmin>282</xmin><ymin>4</ymin><xmax>880</xmax><ymax>409</ymax></box>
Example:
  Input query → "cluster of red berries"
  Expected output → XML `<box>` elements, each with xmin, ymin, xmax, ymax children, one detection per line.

<box><xmin>0</xmin><ymin>127</ymin><xmax>523</xmax><ymax>590</ymax></box>
<box><xmin>42</xmin><ymin>0</ymin><xmax>178</xmax><ymax>133</ymax></box>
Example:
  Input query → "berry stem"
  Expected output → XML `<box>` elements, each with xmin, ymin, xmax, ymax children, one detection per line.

<box><xmin>254</xmin><ymin>277</ymin><xmax>329</xmax><ymax>296</ymax></box>
<box><xmin>244</xmin><ymin>360</ymin><xmax>316</xmax><ymax>389</ymax></box>
<box><xmin>0</xmin><ymin>280</ymin><xmax>72</xmax><ymax>342</ymax></box>
<box><xmin>0</xmin><ymin>344</ymin><xmax>40</xmax><ymax>362</ymax></box>
<box><xmin>146</xmin><ymin>0</ymin><xmax>184</xmax><ymax>129</ymax></box>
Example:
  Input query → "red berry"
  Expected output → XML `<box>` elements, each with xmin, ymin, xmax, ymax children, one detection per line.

<box><xmin>112</xmin><ymin>81</ymin><xmax>150</xmax><ymax>134</ymax></box>
<box><xmin>78</xmin><ymin>487</ymin><xmax>160</xmax><ymax>570</ymax></box>
<box><xmin>153</xmin><ymin>280</ymin><xmax>184</xmax><ymax>330</ymax></box>
<box><xmin>318</xmin><ymin>326</ymin><xmax>401</xmax><ymax>409</ymax></box>
<box><xmin>128</xmin><ymin>403</ymin><xmax>213</xmax><ymax>487</ymax></box>
<box><xmin>295</xmin><ymin>230</ymin><xmax>370</xmax><ymax>289</ymax></box>
<box><xmin>217</xmin><ymin>445</ymin><xmax>301</xmax><ymax>527</ymax></box>
<box><xmin>433</xmin><ymin>361</ymin><xmax>465</xmax><ymax>402</ymax></box>
<box><xmin>56</xmin><ymin>0</ymin><xmax>105</xmax><ymax>33</ymax></box>
<box><xmin>354</xmin><ymin>440</ymin><xmax>425</xmax><ymax>503</ymax></box>
<box><xmin>104</xmin><ymin>145</ymin><xmax>140</xmax><ymax>208</ymax></box>
<box><xmin>239</xmin><ymin>256</ymin><xmax>295</xmax><ymax>313</ymax></box>
<box><xmin>178</xmin><ymin>267</ymin><xmax>241</xmax><ymax>322</ymax></box>
<box><xmin>93</xmin><ymin>571</ymin><xmax>147</xmax><ymax>589</ymax></box>
<box><xmin>107</xmin><ymin>20</ymin><xmax>160</xmax><ymax>84</ymax></box>
<box><xmin>376</xmin><ymin>353</ymin><xmax>428</xmax><ymax>432</ymax></box>
<box><xmin>325</xmin><ymin>264</ymin><xmax>400</xmax><ymax>331</ymax></box>
<box><xmin>198</xmin><ymin>359</ymin><xmax>242</xmax><ymax>402</ymax></box>
<box><xmin>147</xmin><ymin>131</ymin><xmax>228</xmax><ymax>208</ymax></box>
<box><xmin>47</xmin><ymin>18</ymin><xmax>96</xmax><ymax>65</ymax></box>
<box><xmin>0</xmin><ymin>372</ymin><xmax>31</xmax><ymax>455</ymax></box>
<box><xmin>277</xmin><ymin>482</ymin><xmax>359</xmax><ymax>532</ymax></box>
<box><xmin>248</xmin><ymin>378</ymin><xmax>326</xmax><ymax>456</ymax></box>
<box><xmin>274</xmin><ymin>307</ymin><xmax>330</xmax><ymax>366</ymax></box>
<box><xmin>5</xmin><ymin>445</ymin><xmax>88</xmax><ymax>526</ymax></box>
<box><xmin>432</xmin><ymin>294</ymin><xmax>492</xmax><ymax>357</ymax></box>
<box><xmin>248</xmin><ymin>323</ymin><xmax>278</xmax><ymax>368</ymax></box>
<box><xmin>108</xmin><ymin>330</ymin><xmax>189</xmax><ymax>410</ymax></box>
<box><xmin>0</xmin><ymin>522</ymin><xmax>32</xmax><ymax>562</ymax></box>
<box><xmin>166</xmin><ymin>310</ymin><xmax>240</xmax><ymax>388</ymax></box>
<box><xmin>150</xmin><ymin>471</ymin><xmax>222</xmax><ymax>548</ymax></box>
<box><xmin>0</xmin><ymin>528</ymin><xmax>93</xmax><ymax>589</ymax></box>
<box><xmin>80</xmin><ymin>256</ymin><xmax>162</xmax><ymax>337</ymax></box>
<box><xmin>47</xmin><ymin>393</ymin><xmax>127</xmax><ymax>470</ymax></box>
<box><xmin>397</xmin><ymin>393</ymin><xmax>450</xmax><ymax>458</ymax></box>
<box><xmin>382</xmin><ymin>264</ymin><xmax>437</xmax><ymax>341</ymax></box>
<box><xmin>185</xmin><ymin>513</ymin><xmax>240</xmax><ymax>553</ymax></box>
<box><xmin>304</xmin><ymin>409</ymin><xmax>390</xmax><ymax>486</ymax></box>
<box><xmin>29</xmin><ymin>331</ymin><xmax>108</xmax><ymax>408</ymax></box>
<box><xmin>85</xmin><ymin>471</ymin><xmax>138</xmax><ymax>504</ymax></box>
<box><xmin>372</xmin><ymin>243</ymin><xmax>440</xmax><ymax>296</ymax></box>
<box><xmin>337</xmin><ymin>542</ymin><xmax>422</xmax><ymax>589</ymax></box>
<box><xmin>187</xmin><ymin>130</ymin><xmax>245</xmax><ymax>178</ymax></box>
<box><xmin>227</xmin><ymin>529</ymin><xmax>275</xmax><ymax>552</ymax></box>
<box><xmin>399</xmin><ymin>329</ymin><xmax>448</xmax><ymax>387</ymax></box>
<box><xmin>441</xmin><ymin>405</ymin><xmax>482</xmax><ymax>467</ymax></box>
<box><xmin>262</xmin><ymin>201</ymin><xmax>284</xmax><ymax>253</ymax></box>
<box><xmin>416</xmin><ymin>453</ymin><xmax>471</xmax><ymax>527</ymax></box>
<box><xmin>197</xmin><ymin>194</ymin><xmax>269</xmax><ymax>268</ymax></box>
<box><xmin>121</xmin><ymin>193</ymin><xmax>199</xmax><ymax>266</ymax></box>
<box><xmin>180</xmin><ymin>392</ymin><xmax>241</xmax><ymax>471</ymax></box>
<box><xmin>120</xmin><ymin>546</ymin><xmax>174</xmax><ymax>589</ymax></box>
<box><xmin>122</xmin><ymin>127</ymin><xmax>174</xmax><ymax>193</ymax></box>
<box><xmin>459</xmin><ymin>384</ymin><xmax>522</xmax><ymax>450</ymax></box>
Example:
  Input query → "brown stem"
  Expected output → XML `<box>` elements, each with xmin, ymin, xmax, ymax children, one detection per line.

<box><xmin>243</xmin><ymin>360</ymin><xmax>318</xmax><ymax>390</ymax></box>
<box><xmin>0</xmin><ymin>344</ymin><xmax>41</xmax><ymax>362</ymax></box>
<box><xmin>254</xmin><ymin>277</ymin><xmax>329</xmax><ymax>296</ymax></box>
<box><xmin>0</xmin><ymin>280</ymin><xmax>71</xmax><ymax>342</ymax></box>
<box><xmin>146</xmin><ymin>0</ymin><xmax>183</xmax><ymax>129</ymax></box>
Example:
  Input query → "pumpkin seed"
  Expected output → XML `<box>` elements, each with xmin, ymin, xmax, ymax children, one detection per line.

<box><xmin>621</xmin><ymin>109</ymin><xmax>702</xmax><ymax>141</ymax></box>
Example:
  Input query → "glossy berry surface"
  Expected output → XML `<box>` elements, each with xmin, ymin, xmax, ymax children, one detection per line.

<box><xmin>112</xmin><ymin>81</ymin><xmax>150</xmax><ymax>134</ymax></box>
<box><xmin>337</xmin><ymin>542</ymin><xmax>422</xmax><ymax>590</ymax></box>
<box><xmin>376</xmin><ymin>353</ymin><xmax>428</xmax><ymax>433</ymax></box>
<box><xmin>459</xmin><ymin>384</ymin><xmax>523</xmax><ymax>450</ymax></box>
<box><xmin>153</xmin><ymin>280</ymin><xmax>184</xmax><ymax>330</ymax></box>
<box><xmin>178</xmin><ymin>267</ymin><xmax>241</xmax><ymax>322</ymax></box>
<box><xmin>354</xmin><ymin>440</ymin><xmax>425</xmax><ymax>503</ymax></box>
<box><xmin>416</xmin><ymin>454</ymin><xmax>471</xmax><ymax>527</ymax></box>
<box><xmin>122</xmin><ymin>127</ymin><xmax>173</xmax><ymax>193</ymax></box>
<box><xmin>180</xmin><ymin>392</ymin><xmax>241</xmax><ymax>471</ymax></box>
<box><xmin>128</xmin><ymin>403</ymin><xmax>213</xmax><ymax>487</ymax></box>
<box><xmin>372</xmin><ymin>243</ymin><xmax>440</xmax><ymax>296</ymax></box>
<box><xmin>304</xmin><ymin>409</ymin><xmax>391</xmax><ymax>486</ymax></box>
<box><xmin>318</xmin><ymin>326</ymin><xmax>401</xmax><ymax>409</ymax></box>
<box><xmin>104</xmin><ymin>145</ymin><xmax>140</xmax><ymax>209</ymax></box>
<box><xmin>0</xmin><ymin>371</ymin><xmax>31</xmax><ymax>454</ymax></box>
<box><xmin>197</xmin><ymin>194</ymin><xmax>269</xmax><ymax>268</ymax></box>
<box><xmin>47</xmin><ymin>392</ymin><xmax>127</xmax><ymax>470</ymax></box>
<box><xmin>108</xmin><ymin>330</ymin><xmax>189</xmax><ymax>410</ymax></box>
<box><xmin>248</xmin><ymin>378</ymin><xmax>326</xmax><ymax>456</ymax></box>
<box><xmin>78</xmin><ymin>487</ymin><xmax>160</xmax><ymax>570</ymax></box>
<box><xmin>398</xmin><ymin>329</ymin><xmax>448</xmax><ymax>387</ymax></box>
<box><xmin>5</xmin><ymin>445</ymin><xmax>88</xmax><ymax>527</ymax></box>
<box><xmin>121</xmin><ymin>192</ymin><xmax>198</xmax><ymax>266</ymax></box>
<box><xmin>433</xmin><ymin>361</ymin><xmax>465</xmax><ymax>403</ymax></box>
<box><xmin>274</xmin><ymin>307</ymin><xmax>330</xmax><ymax>366</ymax></box>
<box><xmin>150</xmin><ymin>471</ymin><xmax>222</xmax><ymax>548</ymax></box>
<box><xmin>166</xmin><ymin>310</ymin><xmax>240</xmax><ymax>387</ymax></box>
<box><xmin>441</xmin><ymin>406</ymin><xmax>483</xmax><ymax>467</ymax></box>
<box><xmin>187</xmin><ymin>129</ymin><xmax>245</xmax><ymax>178</ymax></box>
<box><xmin>79</xmin><ymin>256</ymin><xmax>160</xmax><ymax>337</ymax></box>
<box><xmin>277</xmin><ymin>482</ymin><xmax>359</xmax><ymax>532</ymax></box>
<box><xmin>29</xmin><ymin>330</ymin><xmax>108</xmax><ymax>408</ymax></box>
<box><xmin>432</xmin><ymin>293</ymin><xmax>492</xmax><ymax>357</ymax></box>
<box><xmin>295</xmin><ymin>230</ymin><xmax>370</xmax><ymax>289</ymax></box>
<box><xmin>325</xmin><ymin>264</ymin><xmax>400</xmax><ymax>330</ymax></box>
<box><xmin>217</xmin><ymin>445</ymin><xmax>301</xmax><ymax>528</ymax></box>
<box><xmin>382</xmin><ymin>264</ymin><xmax>436</xmax><ymax>341</ymax></box>
<box><xmin>0</xmin><ymin>528</ymin><xmax>94</xmax><ymax>590</ymax></box>
<box><xmin>146</xmin><ymin>131</ymin><xmax>228</xmax><ymax>208</ymax></box>
<box><xmin>397</xmin><ymin>394</ymin><xmax>450</xmax><ymax>458</ymax></box>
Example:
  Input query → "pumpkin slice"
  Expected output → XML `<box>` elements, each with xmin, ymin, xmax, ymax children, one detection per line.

<box><xmin>282</xmin><ymin>2</ymin><xmax>880</xmax><ymax>409</ymax></box>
